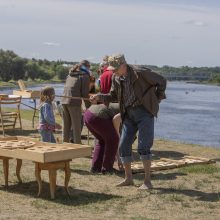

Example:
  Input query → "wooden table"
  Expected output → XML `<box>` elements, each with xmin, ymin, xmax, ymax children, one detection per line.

<box><xmin>0</xmin><ymin>136</ymin><xmax>91</xmax><ymax>199</ymax></box>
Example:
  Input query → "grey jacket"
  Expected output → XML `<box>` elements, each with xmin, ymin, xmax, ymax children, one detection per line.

<box><xmin>99</xmin><ymin>65</ymin><xmax>167</xmax><ymax>118</ymax></box>
<box><xmin>61</xmin><ymin>71</ymin><xmax>90</xmax><ymax>108</ymax></box>
<box><xmin>88</xmin><ymin>103</ymin><xmax>119</xmax><ymax>119</ymax></box>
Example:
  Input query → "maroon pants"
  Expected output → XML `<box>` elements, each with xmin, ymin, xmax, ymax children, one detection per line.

<box><xmin>84</xmin><ymin>110</ymin><xmax>119</xmax><ymax>172</ymax></box>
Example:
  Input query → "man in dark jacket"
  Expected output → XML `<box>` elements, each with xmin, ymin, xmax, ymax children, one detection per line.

<box><xmin>90</xmin><ymin>54</ymin><xmax>166</xmax><ymax>189</ymax></box>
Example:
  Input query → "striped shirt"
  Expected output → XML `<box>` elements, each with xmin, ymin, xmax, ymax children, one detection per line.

<box><xmin>119</xmin><ymin>71</ymin><xmax>140</xmax><ymax>108</ymax></box>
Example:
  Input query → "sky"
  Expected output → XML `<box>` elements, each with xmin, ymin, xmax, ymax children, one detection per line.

<box><xmin>0</xmin><ymin>0</ymin><xmax>219</xmax><ymax>67</ymax></box>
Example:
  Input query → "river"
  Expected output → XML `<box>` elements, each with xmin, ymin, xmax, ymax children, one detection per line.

<box><xmin>1</xmin><ymin>81</ymin><xmax>220</xmax><ymax>148</ymax></box>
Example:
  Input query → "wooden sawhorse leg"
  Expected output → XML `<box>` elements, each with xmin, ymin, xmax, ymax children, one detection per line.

<box><xmin>1</xmin><ymin>157</ymin><xmax>22</xmax><ymax>187</ymax></box>
<box><xmin>2</xmin><ymin>158</ymin><xmax>9</xmax><ymax>187</ymax></box>
<box><xmin>35</xmin><ymin>160</ymin><xmax>71</xmax><ymax>199</ymax></box>
<box><xmin>16</xmin><ymin>159</ymin><xmax>22</xmax><ymax>183</ymax></box>
<box><xmin>35</xmin><ymin>162</ymin><xmax>42</xmax><ymax>197</ymax></box>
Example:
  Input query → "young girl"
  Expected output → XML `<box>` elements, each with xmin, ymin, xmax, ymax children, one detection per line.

<box><xmin>38</xmin><ymin>86</ymin><xmax>61</xmax><ymax>143</ymax></box>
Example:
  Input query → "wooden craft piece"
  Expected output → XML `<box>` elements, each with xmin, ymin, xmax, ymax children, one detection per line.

<box><xmin>18</xmin><ymin>80</ymin><xmax>26</xmax><ymax>91</ymax></box>
<box><xmin>13</xmin><ymin>90</ymin><xmax>40</xmax><ymax>99</ymax></box>
<box><xmin>0</xmin><ymin>137</ymin><xmax>91</xmax><ymax>163</ymax></box>
<box><xmin>12</xmin><ymin>80</ymin><xmax>40</xmax><ymax>99</ymax></box>
<box><xmin>0</xmin><ymin>94</ymin><xmax>8</xmax><ymax>98</ymax></box>
<box><xmin>0</xmin><ymin>140</ymin><xmax>36</xmax><ymax>150</ymax></box>
<box><xmin>116</xmin><ymin>156</ymin><xmax>216</xmax><ymax>173</ymax></box>
<box><xmin>0</xmin><ymin>136</ymin><xmax>91</xmax><ymax>199</ymax></box>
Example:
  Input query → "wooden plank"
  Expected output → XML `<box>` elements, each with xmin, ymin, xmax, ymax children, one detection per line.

<box><xmin>0</xmin><ymin>137</ymin><xmax>92</xmax><ymax>163</ymax></box>
<box><xmin>123</xmin><ymin>156</ymin><xmax>216</xmax><ymax>173</ymax></box>
<box><xmin>0</xmin><ymin>136</ymin><xmax>18</xmax><ymax>141</ymax></box>
<box><xmin>43</xmin><ymin>145</ymin><xmax>91</xmax><ymax>162</ymax></box>
<box><xmin>183</xmin><ymin>155</ymin><xmax>213</xmax><ymax>162</ymax></box>
<box><xmin>13</xmin><ymin>90</ymin><xmax>40</xmax><ymax>99</ymax></box>
<box><xmin>0</xmin><ymin>156</ymin><xmax>12</xmax><ymax>159</ymax></box>
<box><xmin>17</xmin><ymin>80</ymin><xmax>26</xmax><ymax>91</ymax></box>
<box><xmin>17</xmin><ymin>136</ymin><xmax>41</xmax><ymax>143</ymax></box>
<box><xmin>38</xmin><ymin>160</ymin><xmax>71</xmax><ymax>170</ymax></box>
<box><xmin>0</xmin><ymin>94</ymin><xmax>8</xmax><ymax>98</ymax></box>
<box><xmin>10</xmin><ymin>148</ymin><xmax>45</xmax><ymax>163</ymax></box>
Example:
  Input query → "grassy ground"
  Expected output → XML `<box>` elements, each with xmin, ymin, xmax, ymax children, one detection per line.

<box><xmin>0</xmin><ymin>110</ymin><xmax>220</xmax><ymax>220</ymax></box>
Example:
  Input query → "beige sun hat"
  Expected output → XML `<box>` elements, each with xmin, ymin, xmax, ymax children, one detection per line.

<box><xmin>107</xmin><ymin>54</ymin><xmax>126</xmax><ymax>71</ymax></box>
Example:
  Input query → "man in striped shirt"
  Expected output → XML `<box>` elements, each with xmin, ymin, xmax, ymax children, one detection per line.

<box><xmin>90</xmin><ymin>54</ymin><xmax>166</xmax><ymax>190</ymax></box>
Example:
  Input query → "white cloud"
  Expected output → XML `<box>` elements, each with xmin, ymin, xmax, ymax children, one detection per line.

<box><xmin>184</xmin><ymin>20</ymin><xmax>208</xmax><ymax>27</ymax></box>
<box><xmin>43</xmin><ymin>42</ymin><xmax>60</xmax><ymax>46</ymax></box>
<box><xmin>85</xmin><ymin>56</ymin><xmax>95</xmax><ymax>61</ymax></box>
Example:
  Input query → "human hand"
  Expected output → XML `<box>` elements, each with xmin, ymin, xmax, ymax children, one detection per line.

<box><xmin>89</xmin><ymin>94</ymin><xmax>99</xmax><ymax>104</ymax></box>
<box><xmin>55</xmin><ymin>123</ymin><xmax>62</xmax><ymax>130</ymax></box>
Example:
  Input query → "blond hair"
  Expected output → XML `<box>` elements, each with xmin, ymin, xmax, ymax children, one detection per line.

<box><xmin>40</xmin><ymin>86</ymin><xmax>55</xmax><ymax>104</ymax></box>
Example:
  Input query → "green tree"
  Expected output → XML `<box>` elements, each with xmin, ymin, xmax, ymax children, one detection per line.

<box><xmin>0</xmin><ymin>49</ymin><xmax>17</xmax><ymax>81</ymax></box>
<box><xmin>11</xmin><ymin>57</ymin><xmax>26</xmax><ymax>80</ymax></box>
<box><xmin>56</xmin><ymin>65</ymin><xmax>69</xmax><ymax>80</ymax></box>
<box><xmin>25</xmin><ymin>61</ymin><xmax>40</xmax><ymax>80</ymax></box>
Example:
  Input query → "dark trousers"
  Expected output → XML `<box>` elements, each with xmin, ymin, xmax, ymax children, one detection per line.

<box><xmin>84</xmin><ymin>110</ymin><xmax>119</xmax><ymax>172</ymax></box>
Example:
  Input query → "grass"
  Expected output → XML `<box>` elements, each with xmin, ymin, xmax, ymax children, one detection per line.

<box><xmin>0</xmin><ymin>81</ymin><xmax>17</xmax><ymax>88</ymax></box>
<box><xmin>0</xmin><ymin>108</ymin><xmax>220</xmax><ymax>219</ymax></box>
<box><xmin>0</xmin><ymin>107</ymin><xmax>35</xmax><ymax>120</ymax></box>
<box><xmin>179</xmin><ymin>164</ymin><xmax>219</xmax><ymax>174</ymax></box>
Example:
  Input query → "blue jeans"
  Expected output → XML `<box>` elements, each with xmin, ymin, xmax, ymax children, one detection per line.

<box><xmin>119</xmin><ymin>105</ymin><xmax>154</xmax><ymax>164</ymax></box>
<box><xmin>39</xmin><ymin>130</ymin><xmax>56</xmax><ymax>143</ymax></box>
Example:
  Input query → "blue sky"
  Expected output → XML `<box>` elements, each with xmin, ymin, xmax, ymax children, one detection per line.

<box><xmin>0</xmin><ymin>0</ymin><xmax>219</xmax><ymax>66</ymax></box>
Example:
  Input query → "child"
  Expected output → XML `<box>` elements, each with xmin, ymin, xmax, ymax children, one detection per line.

<box><xmin>38</xmin><ymin>87</ymin><xmax>61</xmax><ymax>143</ymax></box>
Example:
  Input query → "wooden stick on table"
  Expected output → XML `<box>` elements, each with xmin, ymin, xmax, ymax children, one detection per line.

<box><xmin>55</xmin><ymin>95</ymin><xmax>90</xmax><ymax>101</ymax></box>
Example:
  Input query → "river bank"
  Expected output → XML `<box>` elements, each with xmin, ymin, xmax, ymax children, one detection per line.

<box><xmin>0</xmin><ymin>79</ymin><xmax>65</xmax><ymax>89</ymax></box>
<box><xmin>1</xmin><ymin>79</ymin><xmax>220</xmax><ymax>90</ymax></box>
<box><xmin>186</xmin><ymin>80</ymin><xmax>220</xmax><ymax>86</ymax></box>
<box><xmin>0</xmin><ymin>115</ymin><xmax>220</xmax><ymax>220</ymax></box>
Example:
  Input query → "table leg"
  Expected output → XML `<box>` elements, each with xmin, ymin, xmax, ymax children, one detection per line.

<box><xmin>49</xmin><ymin>169</ymin><xmax>57</xmax><ymax>199</ymax></box>
<box><xmin>3</xmin><ymin>158</ymin><xmax>9</xmax><ymax>187</ymax></box>
<box><xmin>64</xmin><ymin>162</ymin><xmax>71</xmax><ymax>196</ymax></box>
<box><xmin>32</xmin><ymin>99</ymin><xmax>36</xmax><ymax>128</ymax></box>
<box><xmin>87</xmin><ymin>128</ymin><xmax>90</xmax><ymax>145</ymax></box>
<box><xmin>35</xmin><ymin>163</ymin><xmax>42</xmax><ymax>197</ymax></box>
<box><xmin>16</xmin><ymin>159</ymin><xmax>22</xmax><ymax>183</ymax></box>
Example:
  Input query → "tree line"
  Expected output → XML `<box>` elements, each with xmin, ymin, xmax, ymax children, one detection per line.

<box><xmin>0</xmin><ymin>49</ymin><xmax>219</xmax><ymax>83</ymax></box>
<box><xmin>0</xmin><ymin>49</ymin><xmax>75</xmax><ymax>82</ymax></box>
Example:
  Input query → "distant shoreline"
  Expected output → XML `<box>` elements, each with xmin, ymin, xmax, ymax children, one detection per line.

<box><xmin>0</xmin><ymin>80</ymin><xmax>65</xmax><ymax>90</ymax></box>
<box><xmin>1</xmin><ymin>79</ymin><xmax>220</xmax><ymax>90</ymax></box>
<box><xmin>186</xmin><ymin>80</ymin><xmax>220</xmax><ymax>86</ymax></box>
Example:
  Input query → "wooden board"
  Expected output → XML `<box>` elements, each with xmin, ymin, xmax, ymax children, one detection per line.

<box><xmin>116</xmin><ymin>156</ymin><xmax>216</xmax><ymax>173</ymax></box>
<box><xmin>14</xmin><ymin>143</ymin><xmax>92</xmax><ymax>163</ymax></box>
<box><xmin>0</xmin><ymin>137</ymin><xmax>91</xmax><ymax>163</ymax></box>
<box><xmin>0</xmin><ymin>94</ymin><xmax>8</xmax><ymax>98</ymax></box>
<box><xmin>17</xmin><ymin>80</ymin><xmax>26</xmax><ymax>91</ymax></box>
<box><xmin>0</xmin><ymin>140</ymin><xmax>35</xmax><ymax>150</ymax></box>
<box><xmin>13</xmin><ymin>90</ymin><xmax>40</xmax><ymax>99</ymax></box>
